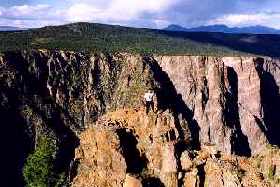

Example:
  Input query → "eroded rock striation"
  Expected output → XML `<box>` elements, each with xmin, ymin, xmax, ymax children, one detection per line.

<box><xmin>0</xmin><ymin>50</ymin><xmax>280</xmax><ymax>186</ymax></box>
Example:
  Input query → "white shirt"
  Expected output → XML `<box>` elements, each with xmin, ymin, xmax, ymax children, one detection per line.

<box><xmin>144</xmin><ymin>92</ymin><xmax>154</xmax><ymax>102</ymax></box>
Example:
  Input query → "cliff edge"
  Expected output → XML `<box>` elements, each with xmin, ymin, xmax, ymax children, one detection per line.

<box><xmin>0</xmin><ymin>50</ymin><xmax>279</xmax><ymax>186</ymax></box>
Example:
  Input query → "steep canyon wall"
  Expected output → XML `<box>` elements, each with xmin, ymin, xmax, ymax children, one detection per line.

<box><xmin>0</xmin><ymin>50</ymin><xmax>279</xmax><ymax>186</ymax></box>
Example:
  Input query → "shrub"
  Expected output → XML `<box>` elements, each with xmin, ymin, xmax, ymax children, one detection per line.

<box><xmin>23</xmin><ymin>135</ymin><xmax>56</xmax><ymax>187</ymax></box>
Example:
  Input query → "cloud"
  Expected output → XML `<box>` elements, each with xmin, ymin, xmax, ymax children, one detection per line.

<box><xmin>159</xmin><ymin>0</ymin><xmax>240</xmax><ymax>27</ymax></box>
<box><xmin>0</xmin><ymin>0</ymin><xmax>177</xmax><ymax>28</ymax></box>
<box><xmin>153</xmin><ymin>0</ymin><xmax>280</xmax><ymax>28</ymax></box>
<box><xmin>0</xmin><ymin>0</ymin><xmax>280</xmax><ymax>29</ymax></box>
<box><xmin>209</xmin><ymin>12</ymin><xmax>280</xmax><ymax>28</ymax></box>
<box><xmin>64</xmin><ymin>0</ymin><xmax>177</xmax><ymax>25</ymax></box>
<box><xmin>1</xmin><ymin>4</ymin><xmax>51</xmax><ymax>19</ymax></box>
<box><xmin>0</xmin><ymin>4</ymin><xmax>63</xmax><ymax>28</ymax></box>
<box><xmin>66</xmin><ymin>4</ymin><xmax>103</xmax><ymax>22</ymax></box>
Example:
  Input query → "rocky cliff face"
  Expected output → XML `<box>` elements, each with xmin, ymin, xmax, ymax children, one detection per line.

<box><xmin>73</xmin><ymin>109</ymin><xmax>280</xmax><ymax>187</ymax></box>
<box><xmin>156</xmin><ymin>56</ymin><xmax>280</xmax><ymax>155</ymax></box>
<box><xmin>0</xmin><ymin>50</ymin><xmax>279</xmax><ymax>186</ymax></box>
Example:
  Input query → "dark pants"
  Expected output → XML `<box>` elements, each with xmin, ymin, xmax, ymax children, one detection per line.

<box><xmin>146</xmin><ymin>101</ymin><xmax>154</xmax><ymax>114</ymax></box>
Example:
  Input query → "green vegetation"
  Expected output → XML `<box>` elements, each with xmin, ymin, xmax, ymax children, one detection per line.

<box><xmin>1</xmin><ymin>22</ymin><xmax>280</xmax><ymax>56</ymax></box>
<box><xmin>23</xmin><ymin>135</ymin><xmax>63</xmax><ymax>187</ymax></box>
<box><xmin>268</xmin><ymin>165</ymin><xmax>276</xmax><ymax>180</ymax></box>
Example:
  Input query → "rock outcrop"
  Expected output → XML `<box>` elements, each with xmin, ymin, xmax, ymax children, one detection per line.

<box><xmin>157</xmin><ymin>56</ymin><xmax>280</xmax><ymax>155</ymax></box>
<box><xmin>73</xmin><ymin>109</ymin><xmax>280</xmax><ymax>187</ymax></box>
<box><xmin>0</xmin><ymin>50</ymin><xmax>280</xmax><ymax>186</ymax></box>
<box><xmin>72</xmin><ymin>127</ymin><xmax>127</xmax><ymax>187</ymax></box>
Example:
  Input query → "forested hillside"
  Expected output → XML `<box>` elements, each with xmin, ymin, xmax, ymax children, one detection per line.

<box><xmin>1</xmin><ymin>22</ymin><xmax>280</xmax><ymax>56</ymax></box>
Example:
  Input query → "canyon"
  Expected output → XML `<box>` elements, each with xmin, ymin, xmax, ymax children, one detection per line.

<box><xmin>0</xmin><ymin>50</ymin><xmax>279</xmax><ymax>186</ymax></box>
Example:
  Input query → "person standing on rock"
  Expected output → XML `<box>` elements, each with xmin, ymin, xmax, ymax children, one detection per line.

<box><xmin>144</xmin><ymin>89</ymin><xmax>155</xmax><ymax>114</ymax></box>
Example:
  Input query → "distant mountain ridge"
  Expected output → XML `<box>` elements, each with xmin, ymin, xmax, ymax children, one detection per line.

<box><xmin>1</xmin><ymin>22</ymin><xmax>280</xmax><ymax>56</ymax></box>
<box><xmin>0</xmin><ymin>26</ymin><xmax>26</xmax><ymax>31</ymax></box>
<box><xmin>165</xmin><ymin>24</ymin><xmax>280</xmax><ymax>35</ymax></box>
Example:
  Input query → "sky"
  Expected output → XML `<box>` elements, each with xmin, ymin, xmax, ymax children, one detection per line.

<box><xmin>1</xmin><ymin>0</ymin><xmax>280</xmax><ymax>29</ymax></box>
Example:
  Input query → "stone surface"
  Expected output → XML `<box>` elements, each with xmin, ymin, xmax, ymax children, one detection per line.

<box><xmin>1</xmin><ymin>50</ymin><xmax>280</xmax><ymax>186</ymax></box>
<box><xmin>72</xmin><ymin>108</ymin><xmax>280</xmax><ymax>187</ymax></box>
<box><xmin>123</xmin><ymin>175</ymin><xmax>142</xmax><ymax>187</ymax></box>
<box><xmin>180</xmin><ymin>151</ymin><xmax>193</xmax><ymax>171</ymax></box>
<box><xmin>183</xmin><ymin>169</ymin><xmax>200</xmax><ymax>187</ymax></box>
<box><xmin>156</xmin><ymin>56</ymin><xmax>280</xmax><ymax>155</ymax></box>
<box><xmin>72</xmin><ymin>127</ymin><xmax>127</xmax><ymax>187</ymax></box>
